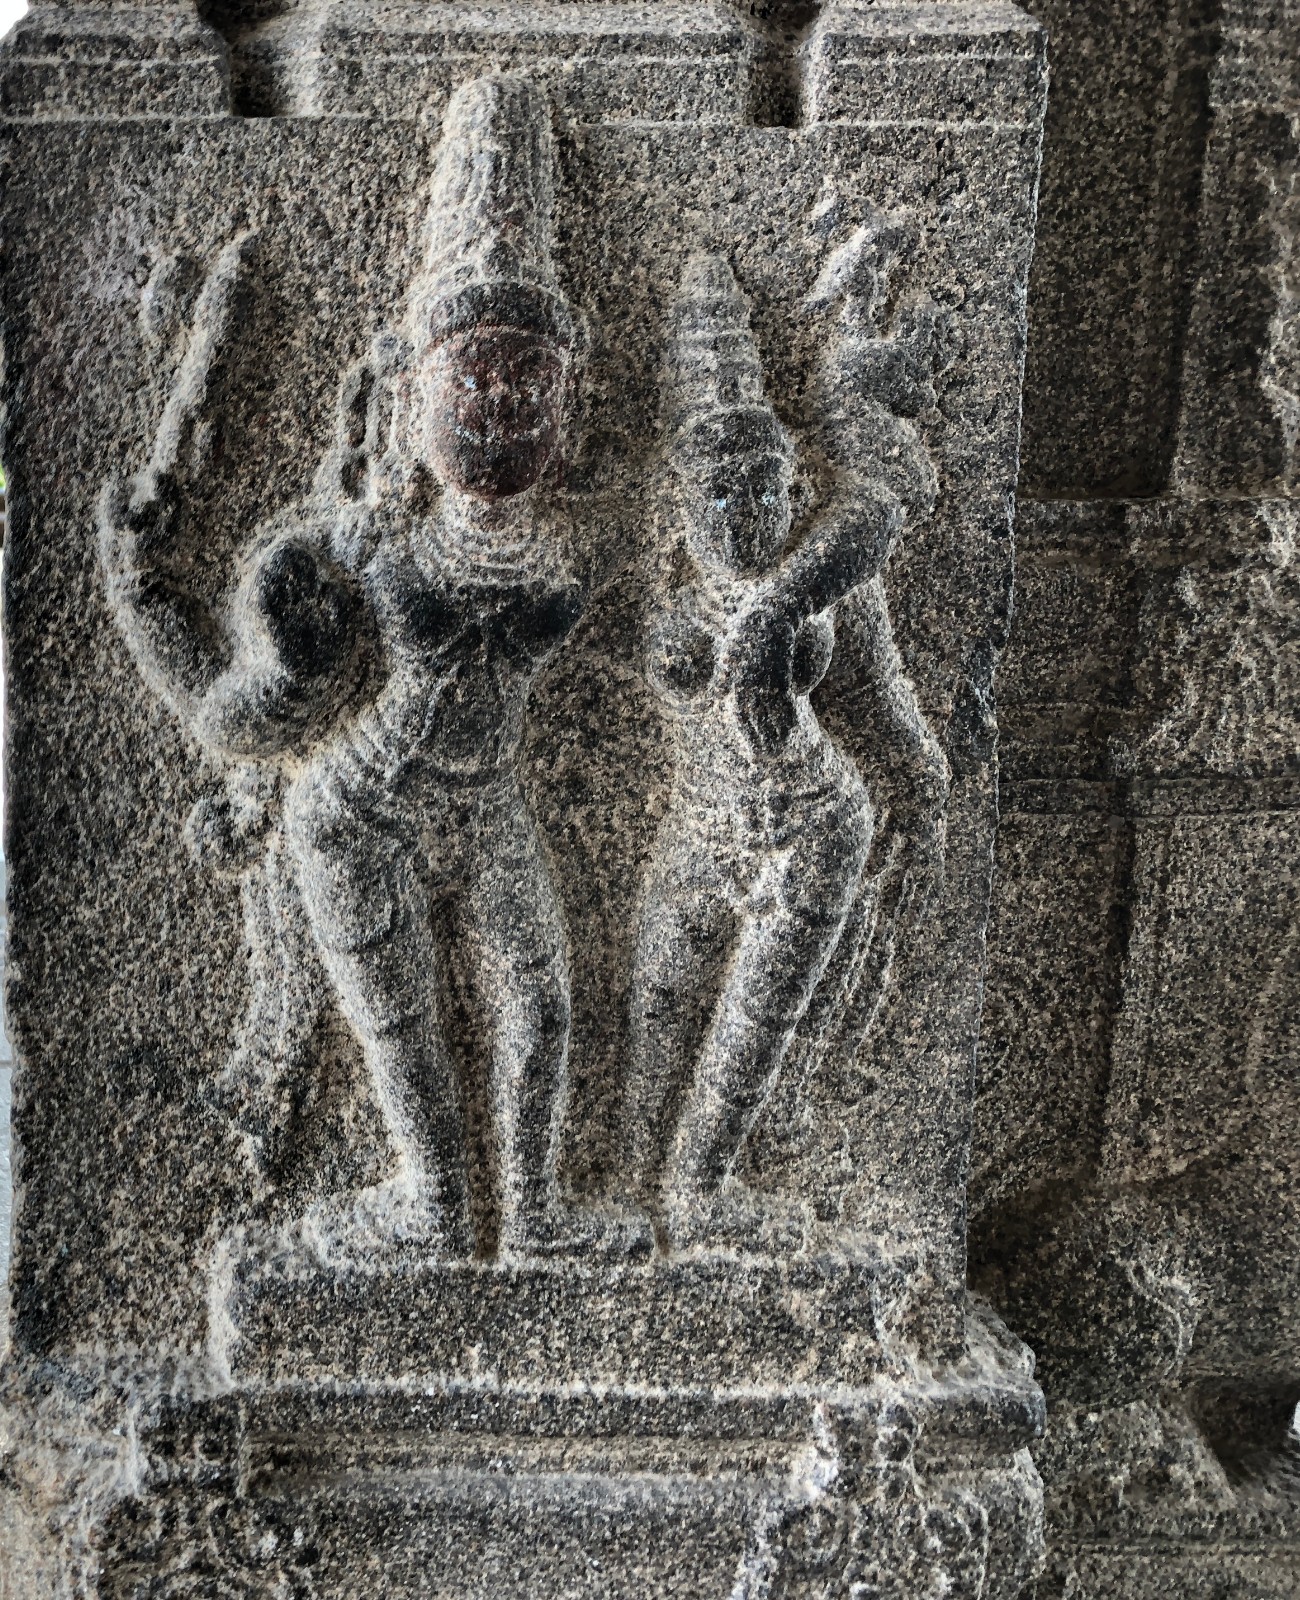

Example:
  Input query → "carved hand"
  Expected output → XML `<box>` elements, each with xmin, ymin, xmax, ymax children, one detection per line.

<box><xmin>255</xmin><ymin>539</ymin><xmax>360</xmax><ymax>687</ymax></box>
<box><xmin>194</xmin><ymin>537</ymin><xmax>371</xmax><ymax>757</ymax></box>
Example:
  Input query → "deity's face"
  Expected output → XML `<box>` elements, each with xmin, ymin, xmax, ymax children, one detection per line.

<box><xmin>680</xmin><ymin>449</ymin><xmax>792</xmax><ymax>577</ymax></box>
<box><xmin>418</xmin><ymin>325</ymin><xmax>566</xmax><ymax>501</ymax></box>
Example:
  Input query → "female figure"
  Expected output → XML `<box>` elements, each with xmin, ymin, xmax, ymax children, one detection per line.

<box><xmin>626</xmin><ymin>255</ymin><xmax>903</xmax><ymax>1254</ymax></box>
<box><xmin>101</xmin><ymin>74</ymin><xmax>621</xmax><ymax>1262</ymax></box>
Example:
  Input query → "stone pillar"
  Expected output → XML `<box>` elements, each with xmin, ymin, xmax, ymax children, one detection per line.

<box><xmin>0</xmin><ymin>2</ymin><xmax>1049</xmax><ymax>1596</ymax></box>
<box><xmin>975</xmin><ymin>1</ymin><xmax>1300</xmax><ymax>1595</ymax></box>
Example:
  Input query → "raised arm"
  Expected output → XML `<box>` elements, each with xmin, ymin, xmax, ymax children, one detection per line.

<box><xmin>725</xmin><ymin>471</ymin><xmax>902</xmax><ymax>756</ymax></box>
<box><xmin>98</xmin><ymin>232</ymin><xmax>258</xmax><ymax>723</ymax></box>
<box><xmin>764</xmin><ymin>472</ymin><xmax>900</xmax><ymax>628</ymax></box>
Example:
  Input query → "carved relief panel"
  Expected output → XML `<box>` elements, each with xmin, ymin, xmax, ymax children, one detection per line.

<box><xmin>0</xmin><ymin>5</ymin><xmax>1047</xmax><ymax>1594</ymax></box>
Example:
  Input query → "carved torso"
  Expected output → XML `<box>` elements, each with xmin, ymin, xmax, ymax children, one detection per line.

<box><xmin>324</xmin><ymin>500</ymin><xmax>580</xmax><ymax>796</ymax></box>
<box><xmin>646</xmin><ymin>572</ymin><xmax>859</xmax><ymax>859</ymax></box>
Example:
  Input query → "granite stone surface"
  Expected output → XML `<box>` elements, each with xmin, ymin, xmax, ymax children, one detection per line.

<box><xmin>974</xmin><ymin>0</ymin><xmax>1300</xmax><ymax>1591</ymax></box>
<box><xmin>976</xmin><ymin>497</ymin><xmax>1300</xmax><ymax>1600</ymax></box>
<box><xmin>0</xmin><ymin>3</ymin><xmax>1051</xmax><ymax>1595</ymax></box>
<box><xmin>5</xmin><ymin>0</ymin><xmax>1298</xmax><ymax>1594</ymax></box>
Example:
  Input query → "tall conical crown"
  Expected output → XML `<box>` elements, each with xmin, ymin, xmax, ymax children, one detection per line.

<box><xmin>413</xmin><ymin>74</ymin><xmax>573</xmax><ymax>347</ymax></box>
<box><xmin>667</xmin><ymin>254</ymin><xmax>789</xmax><ymax>461</ymax></box>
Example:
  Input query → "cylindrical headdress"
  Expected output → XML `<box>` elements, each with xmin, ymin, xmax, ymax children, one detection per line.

<box><xmin>413</xmin><ymin>73</ymin><xmax>574</xmax><ymax>348</ymax></box>
<box><xmin>667</xmin><ymin>254</ymin><xmax>791</xmax><ymax>465</ymax></box>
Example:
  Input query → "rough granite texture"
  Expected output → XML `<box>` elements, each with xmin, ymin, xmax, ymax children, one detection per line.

<box><xmin>0</xmin><ymin>3</ymin><xmax>1053</xmax><ymax>1596</ymax></box>
<box><xmin>2</xmin><ymin>0</ymin><xmax>1296</xmax><ymax>1597</ymax></box>
<box><xmin>974</xmin><ymin>0</ymin><xmax>1300</xmax><ymax>1595</ymax></box>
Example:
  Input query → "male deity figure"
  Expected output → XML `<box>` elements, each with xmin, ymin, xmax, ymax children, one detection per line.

<box><xmin>625</xmin><ymin>254</ymin><xmax>938</xmax><ymax>1254</ymax></box>
<box><xmin>100</xmin><ymin>74</ymin><xmax>630</xmax><ymax>1262</ymax></box>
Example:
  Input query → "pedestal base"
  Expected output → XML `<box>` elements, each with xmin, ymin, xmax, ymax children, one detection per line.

<box><xmin>87</xmin><ymin>1293</ymin><xmax>1047</xmax><ymax>1599</ymax></box>
<box><xmin>1033</xmin><ymin>1399</ymin><xmax>1300</xmax><ymax>1600</ymax></box>
<box><xmin>218</xmin><ymin>1244</ymin><xmax>903</xmax><ymax>1390</ymax></box>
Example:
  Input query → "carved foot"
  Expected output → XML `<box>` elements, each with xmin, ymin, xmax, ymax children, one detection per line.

<box><xmin>301</xmin><ymin>1176</ymin><xmax>472</xmax><ymax>1267</ymax></box>
<box><xmin>499</xmin><ymin>1199</ymin><xmax>655</xmax><ymax>1262</ymax></box>
<box><xmin>662</xmin><ymin>1181</ymin><xmax>812</xmax><ymax>1258</ymax></box>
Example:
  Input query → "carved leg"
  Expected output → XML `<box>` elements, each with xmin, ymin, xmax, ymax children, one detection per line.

<box><xmin>284</xmin><ymin>772</ymin><xmax>471</xmax><ymax>1259</ymax></box>
<box><xmin>214</xmin><ymin>828</ymin><xmax>327</xmax><ymax>1199</ymax></box>
<box><xmin>664</xmin><ymin>780</ymin><xmax>871</xmax><ymax>1253</ymax></box>
<box><xmin>625</xmin><ymin>818</ymin><xmax>734</xmax><ymax>1208</ymax></box>
<box><xmin>465</xmin><ymin>785</ymin><xmax>653</xmax><ymax>1260</ymax></box>
<box><xmin>461</xmin><ymin>788</ymin><xmax>568</xmax><ymax>1250</ymax></box>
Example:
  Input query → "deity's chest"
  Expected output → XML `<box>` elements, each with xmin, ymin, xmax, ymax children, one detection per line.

<box><xmin>375</xmin><ymin>536</ymin><xmax>573</xmax><ymax>665</ymax></box>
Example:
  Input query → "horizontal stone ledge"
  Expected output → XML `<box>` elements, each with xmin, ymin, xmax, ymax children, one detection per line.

<box><xmin>1015</xmin><ymin>494</ymin><xmax>1300</xmax><ymax>563</ymax></box>
<box><xmin>1</xmin><ymin>0</ymin><xmax>1048</xmax><ymax>125</ymax></box>
<box><xmin>236</xmin><ymin>1377</ymin><xmax>1044</xmax><ymax>1459</ymax></box>
<box><xmin>144</xmin><ymin>1348</ymin><xmax>1042</xmax><ymax>1485</ymax></box>
<box><xmin>99</xmin><ymin>1365</ymin><xmax>1043</xmax><ymax>1599</ymax></box>
<box><xmin>221</xmin><ymin>1249</ymin><xmax>896</xmax><ymax>1392</ymax></box>
<box><xmin>803</xmin><ymin>0</ymin><xmax>1045</xmax><ymax>125</ymax></box>
<box><xmin>217</xmin><ymin>1250</ymin><xmax>1041</xmax><ymax>1440</ymax></box>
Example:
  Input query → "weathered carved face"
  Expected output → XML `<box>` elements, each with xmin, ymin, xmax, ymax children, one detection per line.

<box><xmin>419</xmin><ymin>326</ymin><xmax>566</xmax><ymax>501</ymax></box>
<box><xmin>681</xmin><ymin>451</ymin><xmax>791</xmax><ymax>576</ymax></box>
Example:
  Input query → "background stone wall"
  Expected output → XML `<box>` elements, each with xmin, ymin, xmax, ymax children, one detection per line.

<box><xmin>0</xmin><ymin>910</ymin><xmax>9</xmax><ymax>1333</ymax></box>
<box><xmin>0</xmin><ymin>2</ymin><xmax>28</xmax><ymax>1344</ymax></box>
<box><xmin>1</xmin><ymin>495</ymin><xmax>9</xmax><ymax>1337</ymax></box>
<box><xmin>975</xmin><ymin>0</ymin><xmax>1300</xmax><ymax>1593</ymax></box>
